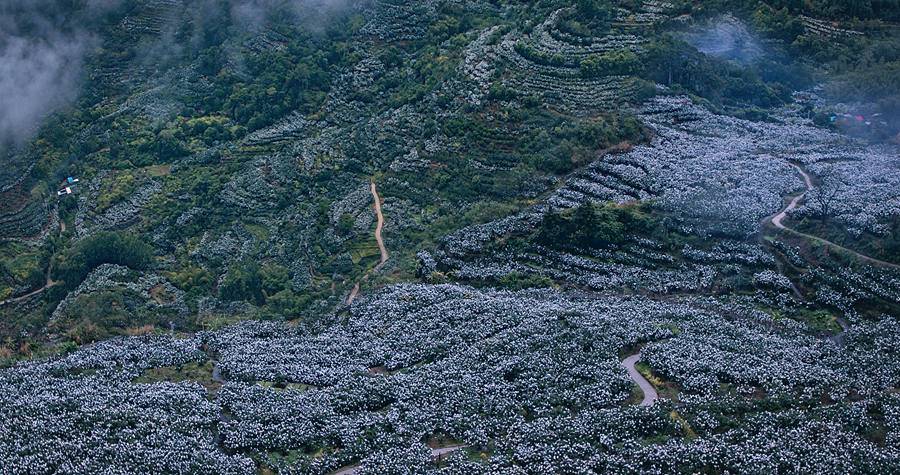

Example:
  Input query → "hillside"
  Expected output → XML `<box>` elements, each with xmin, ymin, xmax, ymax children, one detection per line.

<box><xmin>1</xmin><ymin>0</ymin><xmax>900</xmax><ymax>473</ymax></box>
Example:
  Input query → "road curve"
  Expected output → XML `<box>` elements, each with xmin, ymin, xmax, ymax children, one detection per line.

<box><xmin>622</xmin><ymin>353</ymin><xmax>658</xmax><ymax>407</ymax></box>
<box><xmin>771</xmin><ymin>164</ymin><xmax>900</xmax><ymax>270</ymax></box>
<box><xmin>0</xmin><ymin>210</ymin><xmax>65</xmax><ymax>307</ymax></box>
<box><xmin>772</xmin><ymin>164</ymin><xmax>812</xmax><ymax>230</ymax></box>
<box><xmin>0</xmin><ymin>283</ymin><xmax>55</xmax><ymax>307</ymax></box>
<box><xmin>0</xmin><ymin>268</ymin><xmax>57</xmax><ymax>307</ymax></box>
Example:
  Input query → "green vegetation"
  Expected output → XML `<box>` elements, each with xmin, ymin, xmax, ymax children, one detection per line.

<box><xmin>580</xmin><ymin>49</ymin><xmax>641</xmax><ymax>77</ymax></box>
<box><xmin>2</xmin><ymin>1</ymin><xmax>900</xmax><ymax>470</ymax></box>
<box><xmin>0</xmin><ymin>242</ymin><xmax>46</xmax><ymax>295</ymax></box>
<box><xmin>642</xmin><ymin>35</ymin><xmax>792</xmax><ymax>110</ymax></box>
<box><xmin>636</xmin><ymin>361</ymin><xmax>681</xmax><ymax>401</ymax></box>
<box><xmin>257</xmin><ymin>380</ymin><xmax>315</xmax><ymax>392</ymax></box>
<box><xmin>762</xmin><ymin>0</ymin><xmax>900</xmax><ymax>22</ymax></box>
<box><xmin>749</xmin><ymin>1</ymin><xmax>900</xmax><ymax>135</ymax></box>
<box><xmin>795</xmin><ymin>308</ymin><xmax>842</xmax><ymax>334</ymax></box>
<box><xmin>55</xmin><ymin>291</ymin><xmax>132</xmax><ymax>344</ymax></box>
<box><xmin>567</xmin><ymin>0</ymin><xmax>617</xmax><ymax>36</ymax></box>
<box><xmin>219</xmin><ymin>260</ymin><xmax>265</xmax><ymax>305</ymax></box>
<box><xmin>793</xmin><ymin>216</ymin><xmax>900</xmax><ymax>265</ymax></box>
<box><xmin>53</xmin><ymin>232</ymin><xmax>153</xmax><ymax>289</ymax></box>
<box><xmin>2</xmin><ymin>0</ymin><xmax>899</xmax><ymax>363</ymax></box>
<box><xmin>496</xmin><ymin>271</ymin><xmax>554</xmax><ymax>290</ymax></box>
<box><xmin>134</xmin><ymin>360</ymin><xmax>218</xmax><ymax>391</ymax></box>
<box><xmin>538</xmin><ymin>202</ymin><xmax>657</xmax><ymax>250</ymax></box>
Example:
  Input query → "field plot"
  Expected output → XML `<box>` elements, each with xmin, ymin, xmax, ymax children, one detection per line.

<box><xmin>3</xmin><ymin>284</ymin><xmax>900</xmax><ymax>473</ymax></box>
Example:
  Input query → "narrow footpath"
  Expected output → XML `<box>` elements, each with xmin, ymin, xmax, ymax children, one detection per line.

<box><xmin>330</xmin><ymin>445</ymin><xmax>466</xmax><ymax>475</ymax></box>
<box><xmin>0</xmin><ymin>266</ymin><xmax>57</xmax><ymax>307</ymax></box>
<box><xmin>346</xmin><ymin>181</ymin><xmax>389</xmax><ymax>305</ymax></box>
<box><xmin>371</xmin><ymin>181</ymin><xmax>389</xmax><ymax>271</ymax></box>
<box><xmin>0</xmin><ymin>206</ymin><xmax>66</xmax><ymax>307</ymax></box>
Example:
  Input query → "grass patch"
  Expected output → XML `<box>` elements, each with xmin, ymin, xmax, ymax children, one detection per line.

<box><xmin>133</xmin><ymin>360</ymin><xmax>218</xmax><ymax>391</ymax></box>
<box><xmin>793</xmin><ymin>309</ymin><xmax>841</xmax><ymax>334</ymax></box>
<box><xmin>257</xmin><ymin>380</ymin><xmax>316</xmax><ymax>392</ymax></box>
<box><xmin>669</xmin><ymin>410</ymin><xmax>698</xmax><ymax>440</ymax></box>
<box><xmin>259</xmin><ymin>444</ymin><xmax>339</xmax><ymax>471</ymax></box>
<box><xmin>0</xmin><ymin>242</ymin><xmax>43</xmax><ymax>284</ymax></box>
<box><xmin>244</xmin><ymin>223</ymin><xmax>270</xmax><ymax>242</ymax></box>
<box><xmin>197</xmin><ymin>311</ymin><xmax>259</xmax><ymax>331</ymax></box>
<box><xmin>636</xmin><ymin>362</ymin><xmax>680</xmax><ymax>401</ymax></box>
<box><xmin>143</xmin><ymin>164</ymin><xmax>172</xmax><ymax>177</ymax></box>
<box><xmin>792</xmin><ymin>216</ymin><xmax>900</xmax><ymax>266</ymax></box>
<box><xmin>425</xmin><ymin>433</ymin><xmax>463</xmax><ymax>449</ymax></box>
<box><xmin>760</xmin><ymin>306</ymin><xmax>841</xmax><ymax>335</ymax></box>
<box><xmin>349</xmin><ymin>238</ymin><xmax>379</xmax><ymax>265</ymax></box>
<box><xmin>96</xmin><ymin>171</ymin><xmax>138</xmax><ymax>213</ymax></box>
<box><xmin>657</xmin><ymin>323</ymin><xmax>683</xmax><ymax>336</ymax></box>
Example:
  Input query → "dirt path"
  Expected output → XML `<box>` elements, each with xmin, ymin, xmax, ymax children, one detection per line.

<box><xmin>371</xmin><ymin>181</ymin><xmax>389</xmax><ymax>270</ymax></box>
<box><xmin>212</xmin><ymin>364</ymin><xmax>225</xmax><ymax>385</ymax></box>
<box><xmin>0</xmin><ymin>206</ymin><xmax>67</xmax><ymax>307</ymax></box>
<box><xmin>0</xmin><ymin>267</ymin><xmax>57</xmax><ymax>307</ymax></box>
<box><xmin>772</xmin><ymin>164</ymin><xmax>812</xmax><ymax>230</ymax></box>
<box><xmin>771</xmin><ymin>164</ymin><xmax>900</xmax><ymax>270</ymax></box>
<box><xmin>622</xmin><ymin>352</ymin><xmax>658</xmax><ymax>407</ymax></box>
<box><xmin>431</xmin><ymin>445</ymin><xmax>466</xmax><ymax>457</ymax></box>
<box><xmin>331</xmin><ymin>466</ymin><xmax>360</xmax><ymax>475</ymax></box>
<box><xmin>346</xmin><ymin>181</ymin><xmax>389</xmax><ymax>305</ymax></box>
<box><xmin>346</xmin><ymin>282</ymin><xmax>361</xmax><ymax>305</ymax></box>
<box><xmin>831</xmin><ymin>317</ymin><xmax>850</xmax><ymax>347</ymax></box>
<box><xmin>0</xmin><ymin>281</ymin><xmax>56</xmax><ymax>307</ymax></box>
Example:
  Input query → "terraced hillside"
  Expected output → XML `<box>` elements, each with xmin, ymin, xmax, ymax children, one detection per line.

<box><xmin>1</xmin><ymin>0</ymin><xmax>900</xmax><ymax>473</ymax></box>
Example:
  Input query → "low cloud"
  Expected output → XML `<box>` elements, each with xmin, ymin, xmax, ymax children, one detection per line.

<box><xmin>231</xmin><ymin>0</ymin><xmax>356</xmax><ymax>32</ymax></box>
<box><xmin>684</xmin><ymin>15</ymin><xmax>763</xmax><ymax>64</ymax></box>
<box><xmin>0</xmin><ymin>1</ymin><xmax>122</xmax><ymax>147</ymax></box>
<box><xmin>0</xmin><ymin>33</ymin><xmax>90</xmax><ymax>146</ymax></box>
<box><xmin>0</xmin><ymin>0</ymin><xmax>354</xmax><ymax>147</ymax></box>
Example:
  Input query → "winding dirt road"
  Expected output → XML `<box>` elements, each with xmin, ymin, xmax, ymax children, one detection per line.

<box><xmin>371</xmin><ymin>181</ymin><xmax>389</xmax><ymax>271</ymax></box>
<box><xmin>772</xmin><ymin>164</ymin><xmax>900</xmax><ymax>270</ymax></box>
<box><xmin>212</xmin><ymin>364</ymin><xmax>225</xmax><ymax>385</ymax></box>
<box><xmin>622</xmin><ymin>352</ymin><xmax>658</xmax><ymax>407</ymax></box>
<box><xmin>346</xmin><ymin>181</ymin><xmax>389</xmax><ymax>305</ymax></box>
<box><xmin>772</xmin><ymin>164</ymin><xmax>813</xmax><ymax>230</ymax></box>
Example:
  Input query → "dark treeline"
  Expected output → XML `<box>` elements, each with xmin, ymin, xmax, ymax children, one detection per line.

<box><xmin>766</xmin><ymin>0</ymin><xmax>900</xmax><ymax>21</ymax></box>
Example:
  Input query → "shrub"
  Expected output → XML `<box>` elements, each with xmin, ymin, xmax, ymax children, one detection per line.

<box><xmin>497</xmin><ymin>272</ymin><xmax>553</xmax><ymax>290</ymax></box>
<box><xmin>580</xmin><ymin>50</ymin><xmax>640</xmax><ymax>77</ymax></box>
<box><xmin>53</xmin><ymin>232</ymin><xmax>153</xmax><ymax>288</ymax></box>
<box><xmin>538</xmin><ymin>202</ymin><xmax>655</xmax><ymax>250</ymax></box>
<box><xmin>219</xmin><ymin>261</ymin><xmax>264</xmax><ymax>305</ymax></box>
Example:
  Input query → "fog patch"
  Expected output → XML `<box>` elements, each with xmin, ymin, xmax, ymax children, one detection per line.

<box><xmin>0</xmin><ymin>1</ymin><xmax>123</xmax><ymax>147</ymax></box>
<box><xmin>231</xmin><ymin>0</ymin><xmax>356</xmax><ymax>32</ymax></box>
<box><xmin>684</xmin><ymin>15</ymin><xmax>763</xmax><ymax>64</ymax></box>
<box><xmin>0</xmin><ymin>34</ymin><xmax>91</xmax><ymax>147</ymax></box>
